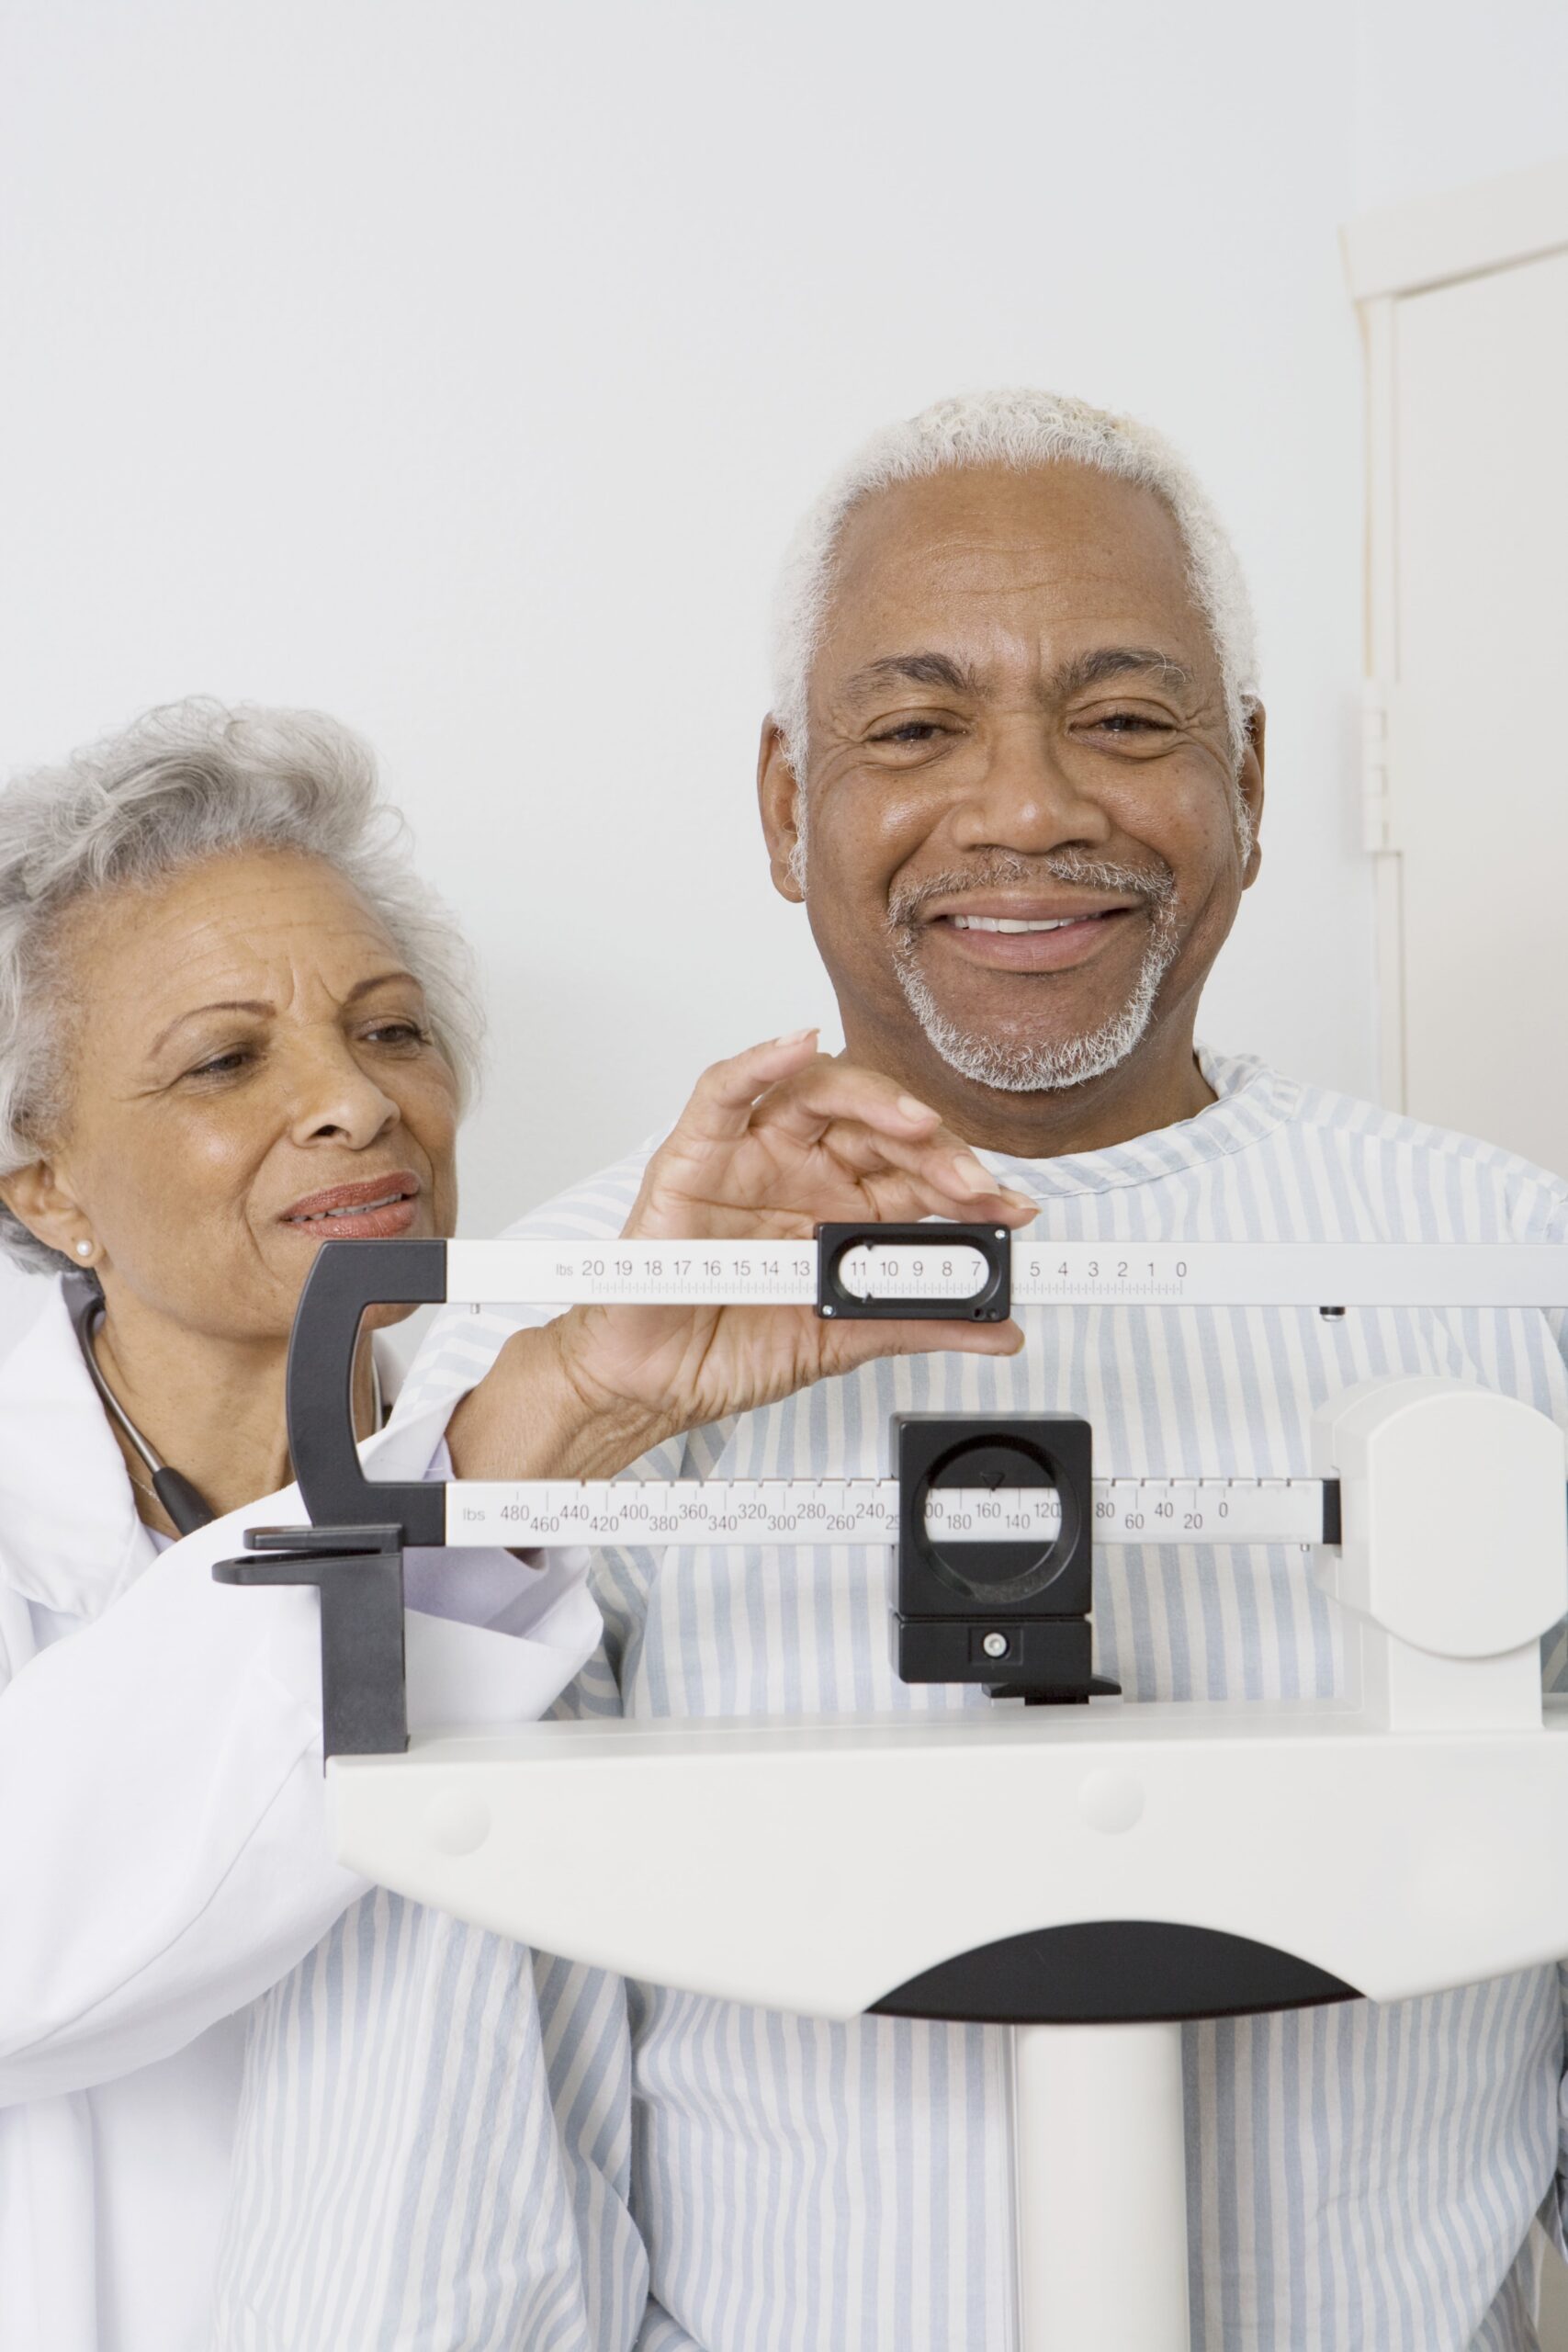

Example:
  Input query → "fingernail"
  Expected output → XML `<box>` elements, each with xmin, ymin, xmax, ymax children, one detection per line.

<box><xmin>897</xmin><ymin>1093</ymin><xmax>935</xmax><ymax>1122</ymax></box>
<box><xmin>953</xmin><ymin>1152</ymin><xmax>991</xmax><ymax>1193</ymax></box>
<box><xmin>773</xmin><ymin>1025</ymin><xmax>818</xmax><ymax>1046</ymax></box>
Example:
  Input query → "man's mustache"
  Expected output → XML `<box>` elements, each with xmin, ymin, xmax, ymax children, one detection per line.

<box><xmin>886</xmin><ymin>853</ymin><xmax>1177</xmax><ymax>933</ymax></box>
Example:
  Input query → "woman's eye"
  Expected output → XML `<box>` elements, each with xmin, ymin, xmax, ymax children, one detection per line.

<box><xmin>186</xmin><ymin>1049</ymin><xmax>252</xmax><ymax>1080</ymax></box>
<box><xmin>365</xmin><ymin>1021</ymin><xmax>428</xmax><ymax>1047</ymax></box>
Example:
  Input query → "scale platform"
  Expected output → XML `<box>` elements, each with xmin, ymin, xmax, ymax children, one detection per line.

<box><xmin>331</xmin><ymin>1697</ymin><xmax>1568</xmax><ymax>2025</ymax></box>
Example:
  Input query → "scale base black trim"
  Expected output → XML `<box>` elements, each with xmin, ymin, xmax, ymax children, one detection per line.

<box><xmin>871</xmin><ymin>1919</ymin><xmax>1361</xmax><ymax>2024</ymax></box>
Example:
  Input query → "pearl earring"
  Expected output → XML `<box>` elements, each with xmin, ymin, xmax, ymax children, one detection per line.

<box><xmin>75</xmin><ymin>1239</ymin><xmax>92</xmax><ymax>1259</ymax></box>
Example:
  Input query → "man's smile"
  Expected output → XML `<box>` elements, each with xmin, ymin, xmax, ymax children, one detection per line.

<box><xmin>918</xmin><ymin>895</ymin><xmax>1142</xmax><ymax>975</ymax></box>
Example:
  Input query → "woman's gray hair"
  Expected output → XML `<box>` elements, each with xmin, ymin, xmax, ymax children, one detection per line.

<box><xmin>0</xmin><ymin>697</ymin><xmax>484</xmax><ymax>1275</ymax></box>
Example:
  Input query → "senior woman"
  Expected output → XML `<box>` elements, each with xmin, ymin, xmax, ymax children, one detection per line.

<box><xmin>0</xmin><ymin>698</ymin><xmax>1031</xmax><ymax>2352</ymax></box>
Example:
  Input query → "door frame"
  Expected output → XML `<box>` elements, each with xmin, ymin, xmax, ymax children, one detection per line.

<box><xmin>1342</xmin><ymin>157</ymin><xmax>1568</xmax><ymax>1108</ymax></box>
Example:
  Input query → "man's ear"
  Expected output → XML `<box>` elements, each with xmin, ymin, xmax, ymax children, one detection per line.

<box><xmin>0</xmin><ymin>1158</ymin><xmax>91</xmax><ymax>1264</ymax></box>
<box><xmin>1238</xmin><ymin>700</ymin><xmax>1266</xmax><ymax>888</ymax></box>
<box><xmin>757</xmin><ymin>717</ymin><xmax>807</xmax><ymax>905</ymax></box>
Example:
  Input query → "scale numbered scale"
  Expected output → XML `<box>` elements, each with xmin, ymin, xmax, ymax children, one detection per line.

<box><xmin>452</xmin><ymin>1470</ymin><xmax>1326</xmax><ymax>1552</ymax></box>
<box><xmin>216</xmin><ymin>1225</ymin><xmax>1568</xmax><ymax>2352</ymax></box>
<box><xmin>446</xmin><ymin>1228</ymin><xmax>1568</xmax><ymax>1311</ymax></box>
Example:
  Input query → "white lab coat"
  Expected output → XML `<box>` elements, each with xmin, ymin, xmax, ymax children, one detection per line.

<box><xmin>0</xmin><ymin>1278</ymin><xmax>600</xmax><ymax>2352</ymax></box>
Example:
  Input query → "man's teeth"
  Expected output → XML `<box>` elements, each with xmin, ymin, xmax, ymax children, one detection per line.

<box><xmin>951</xmin><ymin>914</ymin><xmax>1089</xmax><ymax>933</ymax></box>
<box><xmin>292</xmin><ymin>1193</ymin><xmax>406</xmax><ymax>1223</ymax></box>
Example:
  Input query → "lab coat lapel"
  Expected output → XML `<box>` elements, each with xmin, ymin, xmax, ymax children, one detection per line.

<box><xmin>0</xmin><ymin>1281</ymin><xmax>453</xmax><ymax>1623</ymax></box>
<box><xmin>0</xmin><ymin>1279</ymin><xmax>151</xmax><ymax>1622</ymax></box>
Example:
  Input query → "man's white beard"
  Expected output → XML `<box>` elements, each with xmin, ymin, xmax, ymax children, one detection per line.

<box><xmin>887</xmin><ymin>858</ymin><xmax>1181</xmax><ymax>1095</ymax></box>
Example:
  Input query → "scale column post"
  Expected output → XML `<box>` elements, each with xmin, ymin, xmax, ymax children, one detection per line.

<box><xmin>1012</xmin><ymin>2018</ymin><xmax>1190</xmax><ymax>2351</ymax></box>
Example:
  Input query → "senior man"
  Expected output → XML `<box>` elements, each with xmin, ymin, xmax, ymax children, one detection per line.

<box><xmin>220</xmin><ymin>390</ymin><xmax>1568</xmax><ymax>2351</ymax></box>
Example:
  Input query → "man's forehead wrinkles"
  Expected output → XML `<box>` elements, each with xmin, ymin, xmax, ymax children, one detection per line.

<box><xmin>829</xmin><ymin>502</ymin><xmax>1207</xmax><ymax>643</ymax></box>
<box><xmin>846</xmin><ymin>507</ymin><xmax>1188</xmax><ymax>576</ymax></box>
<box><xmin>831</xmin><ymin>639</ymin><xmax>1204</xmax><ymax>710</ymax></box>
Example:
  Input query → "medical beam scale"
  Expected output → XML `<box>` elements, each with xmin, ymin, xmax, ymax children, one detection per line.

<box><xmin>216</xmin><ymin>1227</ymin><xmax>1568</xmax><ymax>2352</ymax></box>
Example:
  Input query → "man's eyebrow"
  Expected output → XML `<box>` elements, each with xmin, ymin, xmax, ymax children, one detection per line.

<box><xmin>148</xmin><ymin>973</ymin><xmax>419</xmax><ymax>1057</ymax></box>
<box><xmin>1055</xmin><ymin>647</ymin><xmax>1199</xmax><ymax>695</ymax></box>
<box><xmin>840</xmin><ymin>651</ymin><xmax>984</xmax><ymax>702</ymax></box>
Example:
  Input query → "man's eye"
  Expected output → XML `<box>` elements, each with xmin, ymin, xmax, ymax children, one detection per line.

<box><xmin>1090</xmin><ymin>712</ymin><xmax>1171</xmax><ymax>736</ymax></box>
<box><xmin>867</xmin><ymin>719</ymin><xmax>950</xmax><ymax>746</ymax></box>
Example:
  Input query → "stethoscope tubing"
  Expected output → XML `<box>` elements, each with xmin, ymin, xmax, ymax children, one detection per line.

<box><xmin>62</xmin><ymin>1269</ymin><xmax>382</xmax><ymax>1540</ymax></box>
<box><xmin>64</xmin><ymin>1271</ymin><xmax>220</xmax><ymax>1536</ymax></box>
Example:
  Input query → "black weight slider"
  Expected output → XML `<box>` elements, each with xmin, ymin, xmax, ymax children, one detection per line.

<box><xmin>815</xmin><ymin>1223</ymin><xmax>1012</xmax><ymax>1322</ymax></box>
<box><xmin>891</xmin><ymin>1413</ymin><xmax>1119</xmax><ymax>1703</ymax></box>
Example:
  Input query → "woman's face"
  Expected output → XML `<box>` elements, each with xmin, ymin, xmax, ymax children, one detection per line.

<box><xmin>24</xmin><ymin>847</ymin><xmax>459</xmax><ymax>1342</ymax></box>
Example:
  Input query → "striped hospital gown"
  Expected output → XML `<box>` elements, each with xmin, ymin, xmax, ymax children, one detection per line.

<box><xmin>214</xmin><ymin>1050</ymin><xmax>1568</xmax><ymax>2350</ymax></box>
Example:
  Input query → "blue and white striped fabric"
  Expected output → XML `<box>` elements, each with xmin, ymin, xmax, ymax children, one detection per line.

<box><xmin>214</xmin><ymin>1050</ymin><xmax>1568</xmax><ymax>2350</ymax></box>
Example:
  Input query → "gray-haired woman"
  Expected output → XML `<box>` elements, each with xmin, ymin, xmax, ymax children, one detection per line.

<box><xmin>0</xmin><ymin>698</ymin><xmax>1030</xmax><ymax>2352</ymax></box>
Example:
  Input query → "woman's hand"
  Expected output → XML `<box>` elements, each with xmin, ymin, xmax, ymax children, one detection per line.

<box><xmin>449</xmin><ymin>1031</ymin><xmax>1035</xmax><ymax>1484</ymax></box>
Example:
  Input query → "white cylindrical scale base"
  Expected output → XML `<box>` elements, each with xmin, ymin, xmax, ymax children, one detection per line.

<box><xmin>1012</xmin><ymin>2019</ymin><xmax>1190</xmax><ymax>2351</ymax></box>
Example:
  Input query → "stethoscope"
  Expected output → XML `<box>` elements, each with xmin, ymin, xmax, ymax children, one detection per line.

<box><xmin>63</xmin><ymin>1271</ymin><xmax>383</xmax><ymax>1540</ymax></box>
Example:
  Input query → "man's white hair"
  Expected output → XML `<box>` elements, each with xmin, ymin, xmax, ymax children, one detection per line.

<box><xmin>769</xmin><ymin>387</ymin><xmax>1258</xmax><ymax>777</ymax></box>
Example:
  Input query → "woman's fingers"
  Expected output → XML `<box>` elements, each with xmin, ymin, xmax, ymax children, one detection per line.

<box><xmin>750</xmin><ymin>1056</ymin><xmax>953</xmax><ymax>1149</ymax></box>
<box><xmin>843</xmin><ymin>1169</ymin><xmax>963</xmax><ymax>1226</ymax></box>
<box><xmin>633</xmin><ymin>1152</ymin><xmax>1029</xmax><ymax>1242</ymax></box>
<box><xmin>807</xmin><ymin>1115</ymin><xmax>1036</xmax><ymax>1223</ymax></box>
<box><xmin>626</xmin><ymin>1033</ymin><xmax>835</xmax><ymax>1237</ymax></box>
<box><xmin>634</xmin><ymin>1036</ymin><xmax>1025</xmax><ymax>1233</ymax></box>
<box><xmin>661</xmin><ymin>1030</ymin><xmax>829</xmax><ymax>1148</ymax></box>
<box><xmin>751</xmin><ymin>1062</ymin><xmax>1037</xmax><ymax>1214</ymax></box>
<box><xmin>657</xmin><ymin>1036</ymin><xmax>998</xmax><ymax>1174</ymax></box>
<box><xmin>819</xmin><ymin>1316</ymin><xmax>1027</xmax><ymax>1379</ymax></box>
<box><xmin>634</xmin><ymin>1036</ymin><xmax>1036</xmax><ymax>1253</ymax></box>
<box><xmin>837</xmin><ymin>1166</ymin><xmax>1018</xmax><ymax>1232</ymax></box>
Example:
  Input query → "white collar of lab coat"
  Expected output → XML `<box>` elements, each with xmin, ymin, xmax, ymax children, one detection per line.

<box><xmin>0</xmin><ymin>1278</ymin><xmax>440</xmax><ymax>1624</ymax></box>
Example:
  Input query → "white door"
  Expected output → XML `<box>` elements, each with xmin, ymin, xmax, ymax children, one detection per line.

<box><xmin>1350</xmin><ymin>163</ymin><xmax>1568</xmax><ymax>1175</ymax></box>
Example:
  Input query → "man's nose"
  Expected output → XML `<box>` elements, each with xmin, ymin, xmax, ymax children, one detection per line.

<box><xmin>285</xmin><ymin>1036</ymin><xmax>400</xmax><ymax>1152</ymax></box>
<box><xmin>951</xmin><ymin>718</ymin><xmax>1111</xmax><ymax>855</ymax></box>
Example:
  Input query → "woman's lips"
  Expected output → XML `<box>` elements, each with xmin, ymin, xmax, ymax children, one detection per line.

<box><xmin>279</xmin><ymin>1172</ymin><xmax>422</xmax><ymax>1239</ymax></box>
<box><xmin>279</xmin><ymin>1194</ymin><xmax>421</xmax><ymax>1240</ymax></box>
<box><xmin>926</xmin><ymin>907</ymin><xmax>1134</xmax><ymax>973</ymax></box>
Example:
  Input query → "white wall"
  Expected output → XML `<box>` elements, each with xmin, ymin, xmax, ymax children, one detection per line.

<box><xmin>0</xmin><ymin>0</ymin><xmax>1562</xmax><ymax>1273</ymax></box>
<box><xmin>1353</xmin><ymin>0</ymin><xmax>1568</xmax><ymax>213</ymax></box>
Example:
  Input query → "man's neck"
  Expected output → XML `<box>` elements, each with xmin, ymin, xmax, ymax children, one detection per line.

<box><xmin>89</xmin><ymin>1286</ymin><xmax>378</xmax><ymax>1536</ymax></box>
<box><xmin>840</xmin><ymin>1016</ymin><xmax>1216</xmax><ymax>1161</ymax></box>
